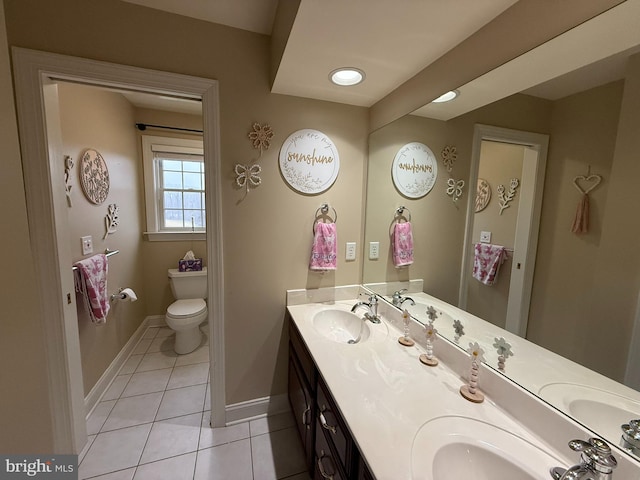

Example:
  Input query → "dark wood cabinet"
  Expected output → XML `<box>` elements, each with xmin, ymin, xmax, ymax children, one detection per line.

<box><xmin>288</xmin><ymin>313</ymin><xmax>375</xmax><ymax>480</ymax></box>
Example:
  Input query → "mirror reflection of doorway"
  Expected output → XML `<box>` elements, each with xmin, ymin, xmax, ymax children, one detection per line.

<box><xmin>459</xmin><ymin>125</ymin><xmax>549</xmax><ymax>339</ymax></box>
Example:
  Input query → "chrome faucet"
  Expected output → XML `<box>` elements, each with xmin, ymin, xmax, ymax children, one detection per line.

<box><xmin>391</xmin><ymin>289</ymin><xmax>415</xmax><ymax>308</ymax></box>
<box><xmin>351</xmin><ymin>294</ymin><xmax>381</xmax><ymax>324</ymax></box>
<box><xmin>550</xmin><ymin>437</ymin><xmax>617</xmax><ymax>480</ymax></box>
<box><xmin>620</xmin><ymin>419</ymin><xmax>640</xmax><ymax>455</ymax></box>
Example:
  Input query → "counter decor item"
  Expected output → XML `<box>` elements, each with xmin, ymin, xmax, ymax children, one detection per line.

<box><xmin>493</xmin><ymin>337</ymin><xmax>514</xmax><ymax>372</ymax></box>
<box><xmin>392</xmin><ymin>142</ymin><xmax>438</xmax><ymax>198</ymax></box>
<box><xmin>279</xmin><ymin>129</ymin><xmax>340</xmax><ymax>194</ymax></box>
<box><xmin>419</xmin><ymin>321</ymin><xmax>439</xmax><ymax>366</ymax></box>
<box><xmin>398</xmin><ymin>309</ymin><xmax>415</xmax><ymax>346</ymax></box>
<box><xmin>571</xmin><ymin>167</ymin><xmax>602</xmax><ymax>235</ymax></box>
<box><xmin>460</xmin><ymin>342</ymin><xmax>486</xmax><ymax>403</ymax></box>
<box><xmin>80</xmin><ymin>148</ymin><xmax>110</xmax><ymax>205</ymax></box>
<box><xmin>453</xmin><ymin>318</ymin><xmax>465</xmax><ymax>343</ymax></box>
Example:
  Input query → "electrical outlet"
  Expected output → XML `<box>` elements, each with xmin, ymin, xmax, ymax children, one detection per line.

<box><xmin>81</xmin><ymin>235</ymin><xmax>93</xmax><ymax>255</ymax></box>
<box><xmin>369</xmin><ymin>241</ymin><xmax>380</xmax><ymax>260</ymax></box>
<box><xmin>345</xmin><ymin>242</ymin><xmax>356</xmax><ymax>261</ymax></box>
<box><xmin>480</xmin><ymin>231</ymin><xmax>492</xmax><ymax>243</ymax></box>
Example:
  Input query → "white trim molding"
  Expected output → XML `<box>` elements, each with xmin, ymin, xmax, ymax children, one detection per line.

<box><xmin>224</xmin><ymin>394</ymin><xmax>291</xmax><ymax>426</ymax></box>
<box><xmin>11</xmin><ymin>47</ymin><xmax>226</xmax><ymax>453</ymax></box>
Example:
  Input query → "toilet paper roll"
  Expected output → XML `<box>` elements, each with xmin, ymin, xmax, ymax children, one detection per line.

<box><xmin>119</xmin><ymin>288</ymin><xmax>138</xmax><ymax>302</ymax></box>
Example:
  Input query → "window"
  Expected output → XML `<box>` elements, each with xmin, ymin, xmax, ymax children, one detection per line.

<box><xmin>142</xmin><ymin>135</ymin><xmax>205</xmax><ymax>240</ymax></box>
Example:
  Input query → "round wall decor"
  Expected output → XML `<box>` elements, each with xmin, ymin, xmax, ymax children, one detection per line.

<box><xmin>475</xmin><ymin>178</ymin><xmax>492</xmax><ymax>212</ymax></box>
<box><xmin>79</xmin><ymin>148</ymin><xmax>110</xmax><ymax>205</ymax></box>
<box><xmin>279</xmin><ymin>129</ymin><xmax>340</xmax><ymax>195</ymax></box>
<box><xmin>392</xmin><ymin>142</ymin><xmax>438</xmax><ymax>199</ymax></box>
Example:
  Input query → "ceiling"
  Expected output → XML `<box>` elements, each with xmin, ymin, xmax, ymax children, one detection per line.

<box><xmin>120</xmin><ymin>0</ymin><xmax>640</xmax><ymax>121</ymax></box>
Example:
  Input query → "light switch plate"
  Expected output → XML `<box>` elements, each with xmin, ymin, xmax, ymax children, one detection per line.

<box><xmin>369</xmin><ymin>241</ymin><xmax>380</xmax><ymax>260</ymax></box>
<box><xmin>480</xmin><ymin>231</ymin><xmax>492</xmax><ymax>243</ymax></box>
<box><xmin>345</xmin><ymin>242</ymin><xmax>356</xmax><ymax>261</ymax></box>
<box><xmin>81</xmin><ymin>235</ymin><xmax>93</xmax><ymax>255</ymax></box>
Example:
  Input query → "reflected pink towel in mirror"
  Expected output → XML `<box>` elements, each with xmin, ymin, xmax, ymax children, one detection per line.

<box><xmin>309</xmin><ymin>222</ymin><xmax>337</xmax><ymax>271</ymax></box>
<box><xmin>392</xmin><ymin>221</ymin><xmax>414</xmax><ymax>267</ymax></box>
<box><xmin>472</xmin><ymin>243</ymin><xmax>508</xmax><ymax>286</ymax></box>
<box><xmin>74</xmin><ymin>253</ymin><xmax>110</xmax><ymax>324</ymax></box>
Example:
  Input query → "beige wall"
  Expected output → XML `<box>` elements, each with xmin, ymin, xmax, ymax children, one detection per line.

<box><xmin>466</xmin><ymin>141</ymin><xmax>525</xmax><ymax>328</ymax></box>
<box><xmin>3</xmin><ymin>0</ymin><xmax>368</xmax><ymax>447</ymax></box>
<box><xmin>0</xmin><ymin>0</ymin><xmax>55</xmax><ymax>453</ymax></box>
<box><xmin>58</xmin><ymin>83</ymin><xmax>147</xmax><ymax>395</ymax></box>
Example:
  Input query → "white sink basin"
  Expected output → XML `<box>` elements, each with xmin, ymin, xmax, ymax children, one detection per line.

<box><xmin>312</xmin><ymin>309</ymin><xmax>370</xmax><ymax>344</ymax></box>
<box><xmin>539</xmin><ymin>382</ymin><xmax>640</xmax><ymax>441</ymax></box>
<box><xmin>411</xmin><ymin>416</ymin><xmax>565</xmax><ymax>480</ymax></box>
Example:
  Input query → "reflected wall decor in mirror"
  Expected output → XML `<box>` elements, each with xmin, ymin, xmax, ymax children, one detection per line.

<box><xmin>362</xmin><ymin>1</ymin><xmax>640</xmax><ymax>460</ymax></box>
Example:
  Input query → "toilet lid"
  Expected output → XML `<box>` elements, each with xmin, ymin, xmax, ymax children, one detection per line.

<box><xmin>167</xmin><ymin>299</ymin><xmax>207</xmax><ymax>318</ymax></box>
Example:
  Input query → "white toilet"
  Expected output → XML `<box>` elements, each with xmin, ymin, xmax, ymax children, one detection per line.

<box><xmin>166</xmin><ymin>267</ymin><xmax>208</xmax><ymax>354</ymax></box>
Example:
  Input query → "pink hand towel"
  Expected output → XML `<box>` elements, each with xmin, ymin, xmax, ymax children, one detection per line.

<box><xmin>392</xmin><ymin>222</ymin><xmax>414</xmax><ymax>267</ymax></box>
<box><xmin>74</xmin><ymin>253</ymin><xmax>110</xmax><ymax>324</ymax></box>
<box><xmin>472</xmin><ymin>243</ymin><xmax>508</xmax><ymax>286</ymax></box>
<box><xmin>309</xmin><ymin>222</ymin><xmax>337</xmax><ymax>271</ymax></box>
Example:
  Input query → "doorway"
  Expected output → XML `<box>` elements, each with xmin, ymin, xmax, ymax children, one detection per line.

<box><xmin>12</xmin><ymin>47</ymin><xmax>226</xmax><ymax>454</ymax></box>
<box><xmin>459</xmin><ymin>124</ymin><xmax>549</xmax><ymax>338</ymax></box>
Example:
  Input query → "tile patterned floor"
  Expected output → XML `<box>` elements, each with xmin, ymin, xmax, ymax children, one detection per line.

<box><xmin>80</xmin><ymin>325</ymin><xmax>310</xmax><ymax>480</ymax></box>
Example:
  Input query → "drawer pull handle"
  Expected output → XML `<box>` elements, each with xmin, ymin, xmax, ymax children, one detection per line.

<box><xmin>319</xmin><ymin>410</ymin><xmax>337</xmax><ymax>435</ymax></box>
<box><xmin>302</xmin><ymin>405</ymin><xmax>311</xmax><ymax>428</ymax></box>
<box><xmin>317</xmin><ymin>449</ymin><xmax>335</xmax><ymax>480</ymax></box>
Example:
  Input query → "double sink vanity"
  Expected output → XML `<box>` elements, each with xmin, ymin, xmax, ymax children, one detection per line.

<box><xmin>286</xmin><ymin>285</ymin><xmax>640</xmax><ymax>480</ymax></box>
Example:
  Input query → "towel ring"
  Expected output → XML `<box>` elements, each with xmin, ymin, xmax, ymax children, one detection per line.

<box><xmin>313</xmin><ymin>203</ymin><xmax>337</xmax><ymax>234</ymax></box>
<box><xmin>395</xmin><ymin>206</ymin><xmax>411</xmax><ymax>222</ymax></box>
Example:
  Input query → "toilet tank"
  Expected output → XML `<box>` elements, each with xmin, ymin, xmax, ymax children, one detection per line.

<box><xmin>168</xmin><ymin>267</ymin><xmax>208</xmax><ymax>299</ymax></box>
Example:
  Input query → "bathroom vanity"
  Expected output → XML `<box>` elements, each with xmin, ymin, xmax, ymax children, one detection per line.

<box><xmin>286</xmin><ymin>286</ymin><xmax>640</xmax><ymax>480</ymax></box>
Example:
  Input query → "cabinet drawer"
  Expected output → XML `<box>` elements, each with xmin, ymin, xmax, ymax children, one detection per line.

<box><xmin>315</xmin><ymin>418</ymin><xmax>345</xmax><ymax>480</ymax></box>
<box><xmin>317</xmin><ymin>377</ymin><xmax>353</xmax><ymax>475</ymax></box>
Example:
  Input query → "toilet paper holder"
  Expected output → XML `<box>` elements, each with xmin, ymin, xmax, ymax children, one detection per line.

<box><xmin>110</xmin><ymin>287</ymin><xmax>137</xmax><ymax>302</ymax></box>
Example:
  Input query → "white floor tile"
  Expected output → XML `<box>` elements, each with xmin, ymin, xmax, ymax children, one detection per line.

<box><xmin>142</xmin><ymin>327</ymin><xmax>159</xmax><ymax>340</ymax></box>
<box><xmin>175</xmin><ymin>345</ymin><xmax>209</xmax><ymax>367</ymax></box>
<box><xmin>133</xmin><ymin>452</ymin><xmax>196</xmax><ymax>480</ymax></box>
<box><xmin>102</xmin><ymin>375</ymin><xmax>132</xmax><ymax>401</ymax></box>
<box><xmin>154</xmin><ymin>327</ymin><xmax>174</xmax><ymax>338</ymax></box>
<box><xmin>147</xmin><ymin>336</ymin><xmax>175</xmax><ymax>353</ymax></box>
<box><xmin>101</xmin><ymin>392</ymin><xmax>163</xmax><ymax>432</ymax></box>
<box><xmin>167</xmin><ymin>362</ymin><xmax>209</xmax><ymax>389</ymax></box>
<box><xmin>139</xmin><ymin>413</ymin><xmax>201</xmax><ymax>464</ymax></box>
<box><xmin>119</xmin><ymin>355</ymin><xmax>143</xmax><ymax>375</ymax></box>
<box><xmin>249</xmin><ymin>411</ymin><xmax>295</xmax><ymax>437</ymax></box>
<box><xmin>156</xmin><ymin>384</ymin><xmax>206</xmax><ymax>421</ymax></box>
<box><xmin>194</xmin><ymin>439</ymin><xmax>253</xmax><ymax>480</ymax></box>
<box><xmin>199</xmin><ymin>415</ymin><xmax>250</xmax><ymax>450</ymax></box>
<box><xmin>204</xmin><ymin>383</ymin><xmax>210</xmax><ymax>410</ymax></box>
<box><xmin>132</xmin><ymin>339</ymin><xmax>152</xmax><ymax>355</ymax></box>
<box><xmin>79</xmin><ymin>423</ymin><xmax>152</xmax><ymax>479</ymax></box>
<box><xmin>79</xmin><ymin>434</ymin><xmax>96</xmax><ymax>464</ymax></box>
<box><xmin>121</xmin><ymin>369</ymin><xmax>172</xmax><ymax>397</ymax></box>
<box><xmin>136</xmin><ymin>351</ymin><xmax>177</xmax><ymax>373</ymax></box>
<box><xmin>86</xmin><ymin>400</ymin><xmax>116</xmax><ymax>435</ymax></box>
<box><xmin>251</xmin><ymin>427</ymin><xmax>307</xmax><ymax>480</ymax></box>
<box><xmin>84</xmin><ymin>468</ymin><xmax>136</xmax><ymax>480</ymax></box>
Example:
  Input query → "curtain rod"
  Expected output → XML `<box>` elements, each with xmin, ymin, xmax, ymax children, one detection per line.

<box><xmin>135</xmin><ymin>123</ymin><xmax>203</xmax><ymax>134</ymax></box>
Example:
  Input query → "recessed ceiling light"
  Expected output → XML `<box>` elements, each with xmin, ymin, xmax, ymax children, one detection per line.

<box><xmin>432</xmin><ymin>90</ymin><xmax>459</xmax><ymax>103</ymax></box>
<box><xmin>329</xmin><ymin>68</ymin><xmax>365</xmax><ymax>86</ymax></box>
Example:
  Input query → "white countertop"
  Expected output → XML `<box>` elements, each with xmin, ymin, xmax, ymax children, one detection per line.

<box><xmin>287</xmin><ymin>297</ymin><xmax>572</xmax><ymax>479</ymax></box>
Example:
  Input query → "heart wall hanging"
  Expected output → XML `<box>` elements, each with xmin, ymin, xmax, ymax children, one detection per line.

<box><xmin>571</xmin><ymin>167</ymin><xmax>603</xmax><ymax>235</ymax></box>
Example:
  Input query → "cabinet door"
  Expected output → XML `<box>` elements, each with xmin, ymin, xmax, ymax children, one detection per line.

<box><xmin>289</xmin><ymin>353</ymin><xmax>314</xmax><ymax>470</ymax></box>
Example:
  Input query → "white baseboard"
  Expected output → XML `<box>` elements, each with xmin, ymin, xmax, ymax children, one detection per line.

<box><xmin>225</xmin><ymin>393</ymin><xmax>290</xmax><ymax>426</ymax></box>
<box><xmin>84</xmin><ymin>316</ymin><xmax>160</xmax><ymax>417</ymax></box>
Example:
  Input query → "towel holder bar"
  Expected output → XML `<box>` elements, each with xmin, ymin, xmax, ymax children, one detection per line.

<box><xmin>72</xmin><ymin>249</ymin><xmax>119</xmax><ymax>272</ymax></box>
<box><xmin>313</xmin><ymin>203</ymin><xmax>337</xmax><ymax>234</ymax></box>
<box><xmin>394</xmin><ymin>205</ymin><xmax>412</xmax><ymax>222</ymax></box>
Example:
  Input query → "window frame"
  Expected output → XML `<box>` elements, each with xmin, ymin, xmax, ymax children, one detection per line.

<box><xmin>141</xmin><ymin>135</ymin><xmax>206</xmax><ymax>241</ymax></box>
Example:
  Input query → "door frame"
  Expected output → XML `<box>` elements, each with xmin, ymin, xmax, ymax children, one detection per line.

<box><xmin>459</xmin><ymin>124</ymin><xmax>549</xmax><ymax>337</ymax></box>
<box><xmin>12</xmin><ymin>47</ymin><xmax>226</xmax><ymax>453</ymax></box>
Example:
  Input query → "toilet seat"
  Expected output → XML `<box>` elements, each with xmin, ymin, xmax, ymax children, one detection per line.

<box><xmin>167</xmin><ymin>299</ymin><xmax>206</xmax><ymax>319</ymax></box>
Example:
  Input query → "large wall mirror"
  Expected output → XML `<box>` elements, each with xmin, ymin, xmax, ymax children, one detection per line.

<box><xmin>363</xmin><ymin>2</ymin><xmax>640</xmax><ymax>460</ymax></box>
